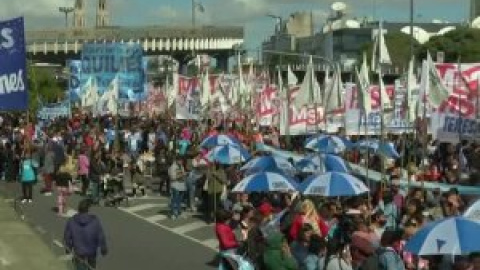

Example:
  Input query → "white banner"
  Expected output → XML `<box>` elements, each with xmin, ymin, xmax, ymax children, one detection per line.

<box><xmin>431</xmin><ymin>63</ymin><xmax>480</xmax><ymax>143</ymax></box>
<box><xmin>175</xmin><ymin>76</ymin><xmax>202</xmax><ymax>120</ymax></box>
<box><xmin>344</xmin><ymin>82</ymin><xmax>412</xmax><ymax>135</ymax></box>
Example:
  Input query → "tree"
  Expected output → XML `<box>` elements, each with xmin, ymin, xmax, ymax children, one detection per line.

<box><xmin>28</xmin><ymin>66</ymin><xmax>64</xmax><ymax>113</ymax></box>
<box><xmin>361</xmin><ymin>31</ymin><xmax>419</xmax><ymax>72</ymax></box>
<box><xmin>417</xmin><ymin>27</ymin><xmax>480</xmax><ymax>63</ymax></box>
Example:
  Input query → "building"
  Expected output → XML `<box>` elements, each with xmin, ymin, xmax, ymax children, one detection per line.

<box><xmin>472</xmin><ymin>0</ymin><xmax>480</xmax><ymax>21</ymax></box>
<box><xmin>96</xmin><ymin>0</ymin><xmax>109</xmax><ymax>28</ymax></box>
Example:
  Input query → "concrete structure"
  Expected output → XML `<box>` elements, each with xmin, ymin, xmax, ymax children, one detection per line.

<box><xmin>26</xmin><ymin>26</ymin><xmax>244</xmax><ymax>71</ymax></box>
<box><xmin>73</xmin><ymin>0</ymin><xmax>86</xmax><ymax>29</ymax></box>
<box><xmin>285</xmin><ymin>12</ymin><xmax>314</xmax><ymax>38</ymax></box>
<box><xmin>97</xmin><ymin>0</ymin><xmax>109</xmax><ymax>28</ymax></box>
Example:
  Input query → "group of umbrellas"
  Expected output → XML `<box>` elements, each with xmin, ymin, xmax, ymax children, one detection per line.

<box><xmin>201</xmin><ymin>133</ymin><xmax>480</xmax><ymax>256</ymax></box>
<box><xmin>200</xmin><ymin>133</ymin><xmax>372</xmax><ymax>197</ymax></box>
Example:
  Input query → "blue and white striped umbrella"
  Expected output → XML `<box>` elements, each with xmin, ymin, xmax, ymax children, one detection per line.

<box><xmin>304</xmin><ymin>135</ymin><xmax>353</xmax><ymax>154</ymax></box>
<box><xmin>299</xmin><ymin>172</ymin><xmax>369</xmax><ymax>197</ymax></box>
<box><xmin>232</xmin><ymin>171</ymin><xmax>299</xmax><ymax>193</ymax></box>
<box><xmin>354</xmin><ymin>139</ymin><xmax>400</xmax><ymax>159</ymax></box>
<box><xmin>240</xmin><ymin>155</ymin><xmax>296</xmax><ymax>175</ymax></box>
<box><xmin>200</xmin><ymin>134</ymin><xmax>242</xmax><ymax>148</ymax></box>
<box><xmin>405</xmin><ymin>217</ymin><xmax>480</xmax><ymax>255</ymax></box>
<box><xmin>296</xmin><ymin>154</ymin><xmax>349</xmax><ymax>173</ymax></box>
<box><xmin>207</xmin><ymin>144</ymin><xmax>251</xmax><ymax>165</ymax></box>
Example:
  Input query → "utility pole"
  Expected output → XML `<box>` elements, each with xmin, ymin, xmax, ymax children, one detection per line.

<box><xmin>58</xmin><ymin>7</ymin><xmax>75</xmax><ymax>28</ymax></box>
<box><xmin>409</xmin><ymin>0</ymin><xmax>414</xmax><ymax>58</ymax></box>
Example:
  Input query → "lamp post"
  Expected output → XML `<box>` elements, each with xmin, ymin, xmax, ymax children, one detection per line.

<box><xmin>59</xmin><ymin>7</ymin><xmax>75</xmax><ymax>28</ymax></box>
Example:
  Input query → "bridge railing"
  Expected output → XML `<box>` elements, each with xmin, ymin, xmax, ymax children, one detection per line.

<box><xmin>26</xmin><ymin>26</ymin><xmax>244</xmax><ymax>42</ymax></box>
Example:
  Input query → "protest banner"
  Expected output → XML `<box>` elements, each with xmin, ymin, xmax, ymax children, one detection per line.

<box><xmin>67</xmin><ymin>60</ymin><xmax>83</xmax><ymax>102</ymax></box>
<box><xmin>0</xmin><ymin>17</ymin><xmax>28</xmax><ymax>110</ymax></box>
<box><xmin>37</xmin><ymin>101</ymin><xmax>70</xmax><ymax>120</ymax></box>
<box><xmin>175</xmin><ymin>76</ymin><xmax>201</xmax><ymax>120</ymax></box>
<box><xmin>431</xmin><ymin>63</ymin><xmax>480</xmax><ymax>143</ymax></box>
<box><xmin>81</xmin><ymin>43</ymin><xmax>145</xmax><ymax>101</ymax></box>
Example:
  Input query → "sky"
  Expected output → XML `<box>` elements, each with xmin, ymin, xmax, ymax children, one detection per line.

<box><xmin>0</xmin><ymin>0</ymin><xmax>470</xmax><ymax>52</ymax></box>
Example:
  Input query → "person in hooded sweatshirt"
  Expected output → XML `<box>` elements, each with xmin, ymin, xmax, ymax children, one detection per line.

<box><xmin>263</xmin><ymin>232</ymin><xmax>298</xmax><ymax>270</ymax></box>
<box><xmin>64</xmin><ymin>199</ymin><xmax>108</xmax><ymax>269</ymax></box>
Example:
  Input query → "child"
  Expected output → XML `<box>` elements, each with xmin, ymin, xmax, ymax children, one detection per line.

<box><xmin>56</xmin><ymin>163</ymin><xmax>72</xmax><ymax>216</ymax></box>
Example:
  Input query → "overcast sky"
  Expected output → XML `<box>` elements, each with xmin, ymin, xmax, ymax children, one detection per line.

<box><xmin>0</xmin><ymin>0</ymin><xmax>469</xmax><ymax>51</ymax></box>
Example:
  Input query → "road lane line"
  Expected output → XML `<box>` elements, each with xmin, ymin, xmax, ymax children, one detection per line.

<box><xmin>120</xmin><ymin>203</ymin><xmax>164</xmax><ymax>213</ymax></box>
<box><xmin>53</xmin><ymin>240</ymin><xmax>64</xmax><ymax>249</ymax></box>
<box><xmin>145</xmin><ymin>214</ymin><xmax>167</xmax><ymax>222</ymax></box>
<box><xmin>121</xmin><ymin>210</ymin><xmax>216</xmax><ymax>251</ymax></box>
<box><xmin>203</xmin><ymin>239</ymin><xmax>219</xmax><ymax>249</ymax></box>
<box><xmin>173</xmin><ymin>221</ymin><xmax>208</xmax><ymax>234</ymax></box>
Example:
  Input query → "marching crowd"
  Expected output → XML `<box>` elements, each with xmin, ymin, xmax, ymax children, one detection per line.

<box><xmin>0</xmin><ymin>112</ymin><xmax>480</xmax><ymax>270</ymax></box>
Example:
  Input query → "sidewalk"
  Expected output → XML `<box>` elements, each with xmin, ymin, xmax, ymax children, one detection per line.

<box><xmin>0</xmin><ymin>198</ymin><xmax>69</xmax><ymax>270</ymax></box>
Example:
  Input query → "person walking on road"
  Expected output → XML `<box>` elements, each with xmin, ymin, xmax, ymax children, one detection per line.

<box><xmin>19</xmin><ymin>150</ymin><xmax>38</xmax><ymax>203</ymax></box>
<box><xmin>77</xmin><ymin>149</ymin><xmax>90</xmax><ymax>196</ymax></box>
<box><xmin>64</xmin><ymin>199</ymin><xmax>108</xmax><ymax>270</ymax></box>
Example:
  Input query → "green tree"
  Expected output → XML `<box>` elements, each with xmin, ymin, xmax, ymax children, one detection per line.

<box><xmin>361</xmin><ymin>31</ymin><xmax>419</xmax><ymax>71</ymax></box>
<box><xmin>417</xmin><ymin>27</ymin><xmax>480</xmax><ymax>63</ymax></box>
<box><xmin>28</xmin><ymin>66</ymin><xmax>64</xmax><ymax>113</ymax></box>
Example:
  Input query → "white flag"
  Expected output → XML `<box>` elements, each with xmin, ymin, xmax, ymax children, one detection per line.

<box><xmin>324</xmin><ymin>65</ymin><xmax>344</xmax><ymax>113</ymax></box>
<box><xmin>81</xmin><ymin>77</ymin><xmax>99</xmax><ymax>109</ymax></box>
<box><xmin>103</xmin><ymin>76</ymin><xmax>119</xmax><ymax>114</ymax></box>
<box><xmin>200</xmin><ymin>69</ymin><xmax>210</xmax><ymax>107</ymax></box>
<box><xmin>378</xmin><ymin>70</ymin><xmax>392</xmax><ymax>111</ymax></box>
<box><xmin>294</xmin><ymin>56</ymin><xmax>322</xmax><ymax>107</ymax></box>
<box><xmin>287</xmin><ymin>65</ymin><xmax>298</xmax><ymax>86</ymax></box>
<box><xmin>406</xmin><ymin>57</ymin><xmax>418</xmax><ymax>122</ymax></box>
<box><xmin>356</xmin><ymin>67</ymin><xmax>371</xmax><ymax>116</ymax></box>
<box><xmin>371</xmin><ymin>21</ymin><xmax>392</xmax><ymax>72</ymax></box>
<box><xmin>168</xmin><ymin>73</ymin><xmax>179</xmax><ymax>108</ymax></box>
<box><xmin>426</xmin><ymin>52</ymin><xmax>450</xmax><ymax>107</ymax></box>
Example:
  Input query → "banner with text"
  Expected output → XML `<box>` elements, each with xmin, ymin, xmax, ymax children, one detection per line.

<box><xmin>431</xmin><ymin>63</ymin><xmax>480</xmax><ymax>143</ymax></box>
<box><xmin>37</xmin><ymin>101</ymin><xmax>70</xmax><ymax>120</ymax></box>
<box><xmin>81</xmin><ymin>43</ymin><xmax>145</xmax><ymax>101</ymax></box>
<box><xmin>67</xmin><ymin>60</ymin><xmax>83</xmax><ymax>102</ymax></box>
<box><xmin>176</xmin><ymin>75</ymin><xmax>201</xmax><ymax>120</ymax></box>
<box><xmin>0</xmin><ymin>17</ymin><xmax>28</xmax><ymax>110</ymax></box>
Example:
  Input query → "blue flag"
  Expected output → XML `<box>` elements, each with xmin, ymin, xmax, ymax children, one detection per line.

<box><xmin>0</xmin><ymin>17</ymin><xmax>28</xmax><ymax>110</ymax></box>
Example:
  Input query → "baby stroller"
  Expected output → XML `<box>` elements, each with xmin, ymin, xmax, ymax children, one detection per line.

<box><xmin>101</xmin><ymin>173</ymin><xmax>129</xmax><ymax>207</ymax></box>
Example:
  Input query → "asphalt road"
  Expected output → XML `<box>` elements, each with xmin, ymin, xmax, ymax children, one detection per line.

<box><xmin>1</xmin><ymin>182</ymin><xmax>218</xmax><ymax>270</ymax></box>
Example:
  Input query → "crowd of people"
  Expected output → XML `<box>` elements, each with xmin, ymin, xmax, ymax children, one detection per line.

<box><xmin>0</xmin><ymin>111</ymin><xmax>479</xmax><ymax>270</ymax></box>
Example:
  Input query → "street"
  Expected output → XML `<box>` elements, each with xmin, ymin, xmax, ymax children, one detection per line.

<box><xmin>1</xmin><ymin>182</ymin><xmax>218</xmax><ymax>270</ymax></box>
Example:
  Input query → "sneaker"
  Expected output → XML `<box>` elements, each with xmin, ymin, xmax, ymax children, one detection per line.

<box><xmin>20</xmin><ymin>199</ymin><xmax>27</xmax><ymax>204</ymax></box>
<box><xmin>43</xmin><ymin>192</ymin><xmax>52</xmax><ymax>196</ymax></box>
<box><xmin>28</xmin><ymin>199</ymin><xmax>33</xmax><ymax>203</ymax></box>
<box><xmin>170</xmin><ymin>215</ymin><xmax>177</xmax><ymax>220</ymax></box>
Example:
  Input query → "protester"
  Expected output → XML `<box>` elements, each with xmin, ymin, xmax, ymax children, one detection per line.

<box><xmin>168</xmin><ymin>158</ymin><xmax>186</xmax><ymax>219</ymax></box>
<box><xmin>19</xmin><ymin>149</ymin><xmax>38</xmax><ymax>203</ymax></box>
<box><xmin>55</xmin><ymin>162</ymin><xmax>73</xmax><ymax>216</ymax></box>
<box><xmin>64</xmin><ymin>199</ymin><xmax>108</xmax><ymax>270</ymax></box>
<box><xmin>41</xmin><ymin>143</ymin><xmax>55</xmax><ymax>195</ymax></box>
<box><xmin>77</xmin><ymin>149</ymin><xmax>90</xmax><ymax>196</ymax></box>
<box><xmin>263</xmin><ymin>232</ymin><xmax>298</xmax><ymax>270</ymax></box>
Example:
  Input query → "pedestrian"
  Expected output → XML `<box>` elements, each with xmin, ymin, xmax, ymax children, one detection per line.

<box><xmin>168</xmin><ymin>158</ymin><xmax>186</xmax><ymax>219</ymax></box>
<box><xmin>77</xmin><ymin>149</ymin><xmax>90</xmax><ymax>196</ymax></box>
<box><xmin>41</xmin><ymin>143</ymin><xmax>55</xmax><ymax>195</ymax></box>
<box><xmin>19</xmin><ymin>150</ymin><xmax>38</xmax><ymax>203</ymax></box>
<box><xmin>205</xmin><ymin>162</ymin><xmax>226</xmax><ymax>223</ymax></box>
<box><xmin>263</xmin><ymin>231</ymin><xmax>298</xmax><ymax>270</ymax></box>
<box><xmin>55</xmin><ymin>162</ymin><xmax>73</xmax><ymax>216</ymax></box>
<box><xmin>64</xmin><ymin>199</ymin><xmax>108</xmax><ymax>270</ymax></box>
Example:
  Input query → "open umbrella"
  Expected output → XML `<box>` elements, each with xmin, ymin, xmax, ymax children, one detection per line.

<box><xmin>305</xmin><ymin>135</ymin><xmax>353</xmax><ymax>154</ymax></box>
<box><xmin>200</xmin><ymin>134</ymin><xmax>242</xmax><ymax>148</ymax></box>
<box><xmin>354</xmin><ymin>139</ymin><xmax>400</xmax><ymax>159</ymax></box>
<box><xmin>405</xmin><ymin>216</ymin><xmax>480</xmax><ymax>255</ymax></box>
<box><xmin>296</xmin><ymin>154</ymin><xmax>349</xmax><ymax>173</ymax></box>
<box><xmin>240</xmin><ymin>155</ymin><xmax>296</xmax><ymax>175</ymax></box>
<box><xmin>232</xmin><ymin>171</ymin><xmax>298</xmax><ymax>193</ymax></box>
<box><xmin>299</xmin><ymin>172</ymin><xmax>369</xmax><ymax>197</ymax></box>
<box><xmin>207</xmin><ymin>144</ymin><xmax>251</xmax><ymax>165</ymax></box>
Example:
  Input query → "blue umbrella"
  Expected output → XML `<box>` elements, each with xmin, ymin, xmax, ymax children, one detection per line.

<box><xmin>305</xmin><ymin>135</ymin><xmax>353</xmax><ymax>154</ymax></box>
<box><xmin>299</xmin><ymin>172</ymin><xmax>369</xmax><ymax>197</ymax></box>
<box><xmin>355</xmin><ymin>139</ymin><xmax>400</xmax><ymax>159</ymax></box>
<box><xmin>232</xmin><ymin>171</ymin><xmax>299</xmax><ymax>193</ymax></box>
<box><xmin>240</xmin><ymin>155</ymin><xmax>296</xmax><ymax>175</ymax></box>
<box><xmin>200</xmin><ymin>134</ymin><xmax>241</xmax><ymax>148</ymax></box>
<box><xmin>405</xmin><ymin>216</ymin><xmax>480</xmax><ymax>255</ymax></box>
<box><xmin>296</xmin><ymin>154</ymin><xmax>349</xmax><ymax>173</ymax></box>
<box><xmin>207</xmin><ymin>144</ymin><xmax>251</xmax><ymax>165</ymax></box>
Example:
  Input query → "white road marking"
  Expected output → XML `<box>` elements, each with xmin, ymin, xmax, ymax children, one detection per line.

<box><xmin>120</xmin><ymin>203</ymin><xmax>164</xmax><ymax>213</ymax></box>
<box><xmin>203</xmin><ymin>239</ymin><xmax>219</xmax><ymax>249</ymax></box>
<box><xmin>145</xmin><ymin>214</ymin><xmax>167</xmax><ymax>222</ymax></box>
<box><xmin>173</xmin><ymin>221</ymin><xmax>208</xmax><ymax>234</ymax></box>
<box><xmin>119</xmin><ymin>209</ymin><xmax>216</xmax><ymax>251</ymax></box>
<box><xmin>53</xmin><ymin>240</ymin><xmax>64</xmax><ymax>249</ymax></box>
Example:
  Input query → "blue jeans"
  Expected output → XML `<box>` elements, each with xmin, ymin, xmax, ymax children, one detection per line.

<box><xmin>170</xmin><ymin>188</ymin><xmax>184</xmax><ymax>217</ymax></box>
<box><xmin>186</xmin><ymin>179</ymin><xmax>196</xmax><ymax>209</ymax></box>
<box><xmin>73</xmin><ymin>256</ymin><xmax>96</xmax><ymax>270</ymax></box>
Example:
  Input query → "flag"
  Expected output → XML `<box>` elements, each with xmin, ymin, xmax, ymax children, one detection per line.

<box><xmin>356</xmin><ymin>67</ymin><xmax>371</xmax><ymax>116</ymax></box>
<box><xmin>277</xmin><ymin>67</ymin><xmax>286</xmax><ymax>99</ymax></box>
<box><xmin>324</xmin><ymin>64</ymin><xmax>344</xmax><ymax>114</ymax></box>
<box><xmin>360</xmin><ymin>52</ymin><xmax>370</xmax><ymax>86</ymax></box>
<box><xmin>200</xmin><ymin>69</ymin><xmax>210</xmax><ymax>107</ymax></box>
<box><xmin>101</xmin><ymin>75</ymin><xmax>119</xmax><ymax>114</ymax></box>
<box><xmin>294</xmin><ymin>56</ymin><xmax>322</xmax><ymax>107</ymax></box>
<box><xmin>378</xmin><ymin>70</ymin><xmax>392</xmax><ymax>111</ymax></box>
<box><xmin>406</xmin><ymin>56</ymin><xmax>418</xmax><ymax>122</ymax></box>
<box><xmin>81</xmin><ymin>77</ymin><xmax>99</xmax><ymax>109</ymax></box>
<box><xmin>371</xmin><ymin>21</ymin><xmax>392</xmax><ymax>72</ymax></box>
<box><xmin>417</xmin><ymin>60</ymin><xmax>428</xmax><ymax>117</ymax></box>
<box><xmin>168</xmin><ymin>73</ymin><xmax>179</xmax><ymax>108</ymax></box>
<box><xmin>287</xmin><ymin>65</ymin><xmax>298</xmax><ymax>86</ymax></box>
<box><xmin>426</xmin><ymin>52</ymin><xmax>450</xmax><ymax>107</ymax></box>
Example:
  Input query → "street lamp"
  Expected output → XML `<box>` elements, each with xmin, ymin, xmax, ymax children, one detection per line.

<box><xmin>59</xmin><ymin>7</ymin><xmax>75</xmax><ymax>28</ymax></box>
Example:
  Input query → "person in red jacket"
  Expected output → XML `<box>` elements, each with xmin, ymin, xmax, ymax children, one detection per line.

<box><xmin>290</xmin><ymin>199</ymin><xmax>329</xmax><ymax>241</ymax></box>
<box><xmin>215</xmin><ymin>209</ymin><xmax>239</xmax><ymax>253</ymax></box>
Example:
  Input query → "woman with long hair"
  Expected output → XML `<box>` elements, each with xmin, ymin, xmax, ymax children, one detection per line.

<box><xmin>290</xmin><ymin>199</ymin><xmax>329</xmax><ymax>241</ymax></box>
